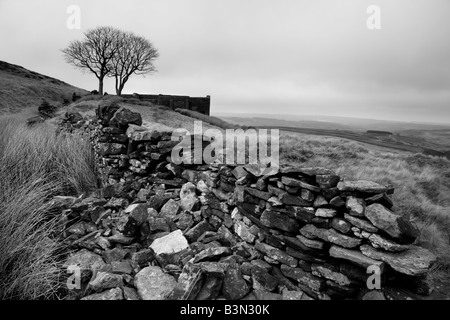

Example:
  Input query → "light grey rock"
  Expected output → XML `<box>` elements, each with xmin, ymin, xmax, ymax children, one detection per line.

<box><xmin>150</xmin><ymin>229</ymin><xmax>189</xmax><ymax>256</ymax></box>
<box><xmin>315</xmin><ymin>208</ymin><xmax>337</xmax><ymax>218</ymax></box>
<box><xmin>234</xmin><ymin>220</ymin><xmax>256</xmax><ymax>243</ymax></box>
<box><xmin>134</xmin><ymin>266</ymin><xmax>177</xmax><ymax>300</ymax></box>
<box><xmin>346</xmin><ymin>196</ymin><xmax>366</xmax><ymax>217</ymax></box>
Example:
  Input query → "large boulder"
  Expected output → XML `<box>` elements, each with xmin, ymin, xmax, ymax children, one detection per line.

<box><xmin>364</xmin><ymin>203</ymin><xmax>419</xmax><ymax>243</ymax></box>
<box><xmin>109</xmin><ymin>107</ymin><xmax>143</xmax><ymax>129</ymax></box>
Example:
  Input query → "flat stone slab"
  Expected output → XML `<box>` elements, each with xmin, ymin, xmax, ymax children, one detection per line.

<box><xmin>260</xmin><ymin>210</ymin><xmax>300</xmax><ymax>233</ymax></box>
<box><xmin>244</xmin><ymin>164</ymin><xmax>279</xmax><ymax>177</ymax></box>
<box><xmin>255</xmin><ymin>241</ymin><xmax>298</xmax><ymax>267</ymax></box>
<box><xmin>344</xmin><ymin>213</ymin><xmax>378</xmax><ymax>233</ymax></box>
<box><xmin>329</xmin><ymin>245</ymin><xmax>385</xmax><ymax>271</ymax></box>
<box><xmin>368</xmin><ymin>234</ymin><xmax>410</xmax><ymax>252</ymax></box>
<box><xmin>311</xmin><ymin>264</ymin><xmax>352</xmax><ymax>286</ymax></box>
<box><xmin>280</xmin><ymin>264</ymin><xmax>325</xmax><ymax>292</ymax></box>
<box><xmin>360</xmin><ymin>244</ymin><xmax>436</xmax><ymax>276</ymax></box>
<box><xmin>280</xmin><ymin>166</ymin><xmax>334</xmax><ymax>176</ymax></box>
<box><xmin>337</xmin><ymin>180</ymin><xmax>389</xmax><ymax>194</ymax></box>
<box><xmin>300</xmin><ymin>224</ymin><xmax>362</xmax><ymax>249</ymax></box>
<box><xmin>281</xmin><ymin>176</ymin><xmax>321</xmax><ymax>192</ymax></box>
<box><xmin>193</xmin><ymin>247</ymin><xmax>232</xmax><ymax>263</ymax></box>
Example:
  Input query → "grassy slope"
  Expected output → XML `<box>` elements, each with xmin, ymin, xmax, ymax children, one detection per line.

<box><xmin>0</xmin><ymin>61</ymin><xmax>87</xmax><ymax>116</ymax></box>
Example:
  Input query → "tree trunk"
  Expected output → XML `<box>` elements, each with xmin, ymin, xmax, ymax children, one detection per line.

<box><xmin>117</xmin><ymin>76</ymin><xmax>128</xmax><ymax>96</ymax></box>
<box><xmin>117</xmin><ymin>83</ymin><xmax>124</xmax><ymax>96</ymax></box>
<box><xmin>115</xmin><ymin>77</ymin><xmax>126</xmax><ymax>96</ymax></box>
<box><xmin>115</xmin><ymin>77</ymin><xmax>120</xmax><ymax>96</ymax></box>
<box><xmin>98</xmin><ymin>77</ymin><xmax>104</xmax><ymax>95</ymax></box>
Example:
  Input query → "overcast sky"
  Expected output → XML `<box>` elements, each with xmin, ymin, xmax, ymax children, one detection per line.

<box><xmin>1</xmin><ymin>0</ymin><xmax>449</xmax><ymax>123</ymax></box>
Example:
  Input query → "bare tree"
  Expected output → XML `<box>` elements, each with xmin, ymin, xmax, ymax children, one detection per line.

<box><xmin>109</xmin><ymin>31</ymin><xmax>159</xmax><ymax>95</ymax></box>
<box><xmin>62</xmin><ymin>26</ymin><xmax>120</xmax><ymax>95</ymax></box>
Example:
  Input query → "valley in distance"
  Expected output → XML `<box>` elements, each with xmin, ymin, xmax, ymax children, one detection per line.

<box><xmin>218</xmin><ymin>112</ymin><xmax>450</xmax><ymax>157</ymax></box>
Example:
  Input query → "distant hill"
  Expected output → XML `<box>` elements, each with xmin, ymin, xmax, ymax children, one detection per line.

<box><xmin>217</xmin><ymin>112</ymin><xmax>450</xmax><ymax>132</ymax></box>
<box><xmin>0</xmin><ymin>60</ymin><xmax>87</xmax><ymax>115</ymax></box>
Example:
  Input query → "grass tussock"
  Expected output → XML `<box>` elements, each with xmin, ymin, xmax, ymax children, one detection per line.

<box><xmin>0</xmin><ymin>117</ymin><xmax>98</xmax><ymax>299</ymax></box>
<box><xmin>280</xmin><ymin>133</ymin><xmax>450</xmax><ymax>269</ymax></box>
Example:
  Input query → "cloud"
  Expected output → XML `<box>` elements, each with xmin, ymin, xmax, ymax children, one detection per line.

<box><xmin>1</xmin><ymin>0</ymin><xmax>449</xmax><ymax>123</ymax></box>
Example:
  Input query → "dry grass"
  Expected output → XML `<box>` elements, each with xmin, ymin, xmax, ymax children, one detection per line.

<box><xmin>0</xmin><ymin>117</ymin><xmax>98</xmax><ymax>299</ymax></box>
<box><xmin>280</xmin><ymin>132</ymin><xmax>450</xmax><ymax>269</ymax></box>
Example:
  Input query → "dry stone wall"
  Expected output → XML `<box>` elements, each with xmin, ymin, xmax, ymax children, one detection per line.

<box><xmin>55</xmin><ymin>105</ymin><xmax>437</xmax><ymax>300</ymax></box>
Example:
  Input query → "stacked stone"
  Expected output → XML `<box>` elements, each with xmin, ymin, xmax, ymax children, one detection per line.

<box><xmin>56</xmin><ymin>107</ymin><xmax>437</xmax><ymax>301</ymax></box>
<box><xmin>93</xmin><ymin>104</ymin><xmax>210</xmax><ymax>187</ymax></box>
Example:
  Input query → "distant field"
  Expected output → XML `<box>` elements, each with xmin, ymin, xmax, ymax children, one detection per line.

<box><xmin>270</xmin><ymin>126</ymin><xmax>425</xmax><ymax>153</ymax></box>
<box><xmin>399</xmin><ymin>129</ymin><xmax>450</xmax><ymax>150</ymax></box>
<box><xmin>221</xmin><ymin>115</ymin><xmax>450</xmax><ymax>156</ymax></box>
